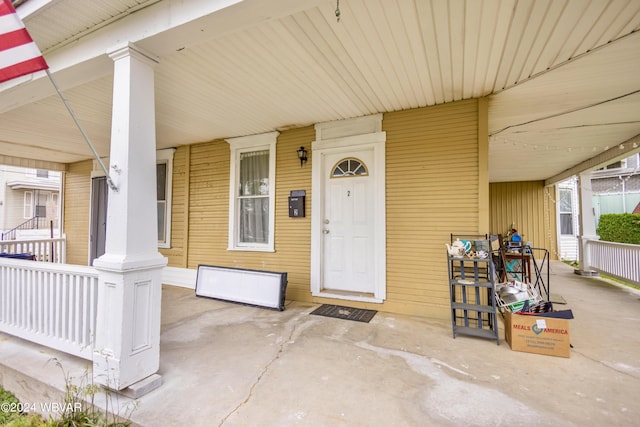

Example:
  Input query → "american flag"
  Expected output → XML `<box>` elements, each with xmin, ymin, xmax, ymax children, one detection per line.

<box><xmin>0</xmin><ymin>0</ymin><xmax>48</xmax><ymax>83</ymax></box>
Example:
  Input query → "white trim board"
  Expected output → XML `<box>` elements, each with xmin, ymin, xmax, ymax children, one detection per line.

<box><xmin>310</xmin><ymin>114</ymin><xmax>387</xmax><ymax>303</ymax></box>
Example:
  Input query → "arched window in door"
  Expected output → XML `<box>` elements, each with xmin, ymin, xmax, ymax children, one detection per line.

<box><xmin>331</xmin><ymin>158</ymin><xmax>368</xmax><ymax>178</ymax></box>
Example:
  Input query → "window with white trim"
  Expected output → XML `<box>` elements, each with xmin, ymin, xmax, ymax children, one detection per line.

<box><xmin>34</xmin><ymin>191</ymin><xmax>49</xmax><ymax>218</ymax></box>
<box><xmin>23</xmin><ymin>191</ymin><xmax>33</xmax><ymax>218</ymax></box>
<box><xmin>331</xmin><ymin>158</ymin><xmax>368</xmax><ymax>177</ymax></box>
<box><xmin>157</xmin><ymin>148</ymin><xmax>175</xmax><ymax>248</ymax></box>
<box><xmin>226</xmin><ymin>132</ymin><xmax>278</xmax><ymax>251</ymax></box>
<box><xmin>559</xmin><ymin>188</ymin><xmax>574</xmax><ymax>235</ymax></box>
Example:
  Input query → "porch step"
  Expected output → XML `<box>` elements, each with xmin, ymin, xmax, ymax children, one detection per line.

<box><xmin>0</xmin><ymin>332</ymin><xmax>138</xmax><ymax>425</ymax></box>
<box><xmin>0</xmin><ymin>332</ymin><xmax>77</xmax><ymax>400</ymax></box>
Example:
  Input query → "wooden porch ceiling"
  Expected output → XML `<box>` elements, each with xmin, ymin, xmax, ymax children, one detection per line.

<box><xmin>0</xmin><ymin>0</ymin><xmax>639</xmax><ymax>183</ymax></box>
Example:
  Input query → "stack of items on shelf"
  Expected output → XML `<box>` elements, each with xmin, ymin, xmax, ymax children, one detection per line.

<box><xmin>447</xmin><ymin>238</ymin><xmax>490</xmax><ymax>256</ymax></box>
<box><xmin>495</xmin><ymin>280</ymin><xmax>543</xmax><ymax>314</ymax></box>
<box><xmin>446</xmin><ymin>236</ymin><xmax>500</xmax><ymax>345</ymax></box>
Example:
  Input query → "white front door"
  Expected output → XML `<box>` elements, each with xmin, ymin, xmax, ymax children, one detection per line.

<box><xmin>322</xmin><ymin>150</ymin><xmax>375</xmax><ymax>293</ymax></box>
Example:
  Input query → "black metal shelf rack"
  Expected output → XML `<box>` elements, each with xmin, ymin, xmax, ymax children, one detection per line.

<box><xmin>447</xmin><ymin>255</ymin><xmax>499</xmax><ymax>345</ymax></box>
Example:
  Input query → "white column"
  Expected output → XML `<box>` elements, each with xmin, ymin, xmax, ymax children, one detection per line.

<box><xmin>576</xmin><ymin>172</ymin><xmax>599</xmax><ymax>276</ymax></box>
<box><xmin>93</xmin><ymin>43</ymin><xmax>167</xmax><ymax>391</ymax></box>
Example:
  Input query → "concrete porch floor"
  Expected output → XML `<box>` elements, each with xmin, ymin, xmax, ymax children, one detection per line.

<box><xmin>1</xmin><ymin>260</ymin><xmax>639</xmax><ymax>426</ymax></box>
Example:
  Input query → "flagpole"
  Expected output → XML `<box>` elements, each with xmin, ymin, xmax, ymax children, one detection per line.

<box><xmin>45</xmin><ymin>69</ymin><xmax>119</xmax><ymax>192</ymax></box>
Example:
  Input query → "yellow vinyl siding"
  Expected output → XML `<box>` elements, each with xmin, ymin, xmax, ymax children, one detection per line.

<box><xmin>159</xmin><ymin>145</ymin><xmax>189</xmax><ymax>267</ymax></box>
<box><xmin>384</xmin><ymin>99</ymin><xmax>482</xmax><ymax>319</ymax></box>
<box><xmin>59</xmin><ymin>99</ymin><xmax>563</xmax><ymax>319</ymax></box>
<box><xmin>170</xmin><ymin>101</ymin><xmax>485</xmax><ymax>318</ymax></box>
<box><xmin>61</xmin><ymin>100</ymin><xmax>489</xmax><ymax>319</ymax></box>
<box><xmin>477</xmin><ymin>98</ymin><xmax>490</xmax><ymax>231</ymax></box>
<box><xmin>178</xmin><ymin>126</ymin><xmax>315</xmax><ymax>304</ymax></box>
<box><xmin>63</xmin><ymin>160</ymin><xmax>92</xmax><ymax>265</ymax></box>
<box><xmin>272</xmin><ymin>127</ymin><xmax>314</xmax><ymax>302</ymax></box>
<box><xmin>186</xmin><ymin>140</ymin><xmax>230</xmax><ymax>268</ymax></box>
<box><xmin>489</xmin><ymin>181</ymin><xmax>558</xmax><ymax>259</ymax></box>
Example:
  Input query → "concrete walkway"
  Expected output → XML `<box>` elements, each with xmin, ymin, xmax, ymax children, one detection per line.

<box><xmin>1</xmin><ymin>261</ymin><xmax>639</xmax><ymax>426</ymax></box>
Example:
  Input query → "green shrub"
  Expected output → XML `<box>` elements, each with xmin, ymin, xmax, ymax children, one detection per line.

<box><xmin>597</xmin><ymin>213</ymin><xmax>640</xmax><ymax>244</ymax></box>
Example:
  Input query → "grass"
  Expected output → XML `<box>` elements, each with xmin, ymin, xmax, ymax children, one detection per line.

<box><xmin>562</xmin><ymin>259</ymin><xmax>579</xmax><ymax>268</ymax></box>
<box><xmin>562</xmin><ymin>259</ymin><xmax>640</xmax><ymax>291</ymax></box>
<box><xmin>0</xmin><ymin>386</ymin><xmax>47</xmax><ymax>427</ymax></box>
<box><xmin>600</xmin><ymin>273</ymin><xmax>640</xmax><ymax>291</ymax></box>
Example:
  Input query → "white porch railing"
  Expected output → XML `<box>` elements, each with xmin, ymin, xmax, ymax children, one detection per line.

<box><xmin>586</xmin><ymin>240</ymin><xmax>640</xmax><ymax>286</ymax></box>
<box><xmin>0</xmin><ymin>238</ymin><xmax>66</xmax><ymax>263</ymax></box>
<box><xmin>0</xmin><ymin>258</ymin><xmax>98</xmax><ymax>360</ymax></box>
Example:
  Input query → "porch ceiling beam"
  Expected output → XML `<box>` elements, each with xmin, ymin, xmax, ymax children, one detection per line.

<box><xmin>545</xmin><ymin>133</ymin><xmax>640</xmax><ymax>186</ymax></box>
<box><xmin>0</xmin><ymin>154</ymin><xmax>68</xmax><ymax>172</ymax></box>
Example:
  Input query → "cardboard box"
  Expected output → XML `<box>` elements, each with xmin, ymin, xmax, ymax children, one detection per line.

<box><xmin>503</xmin><ymin>310</ymin><xmax>571</xmax><ymax>358</ymax></box>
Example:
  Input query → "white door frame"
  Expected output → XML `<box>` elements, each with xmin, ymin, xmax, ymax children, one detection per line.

<box><xmin>310</xmin><ymin>115</ymin><xmax>386</xmax><ymax>303</ymax></box>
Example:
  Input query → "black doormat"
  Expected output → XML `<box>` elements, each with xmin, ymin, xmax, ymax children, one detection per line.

<box><xmin>310</xmin><ymin>304</ymin><xmax>377</xmax><ymax>323</ymax></box>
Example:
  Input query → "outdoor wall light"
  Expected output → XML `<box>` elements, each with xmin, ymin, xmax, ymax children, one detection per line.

<box><xmin>297</xmin><ymin>146</ymin><xmax>308</xmax><ymax>167</ymax></box>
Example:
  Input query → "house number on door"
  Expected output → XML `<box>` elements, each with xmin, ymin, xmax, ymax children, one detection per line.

<box><xmin>347</xmin><ymin>190</ymin><xmax>351</xmax><ymax>197</ymax></box>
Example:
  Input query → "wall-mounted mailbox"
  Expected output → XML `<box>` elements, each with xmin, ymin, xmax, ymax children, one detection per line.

<box><xmin>289</xmin><ymin>190</ymin><xmax>306</xmax><ymax>217</ymax></box>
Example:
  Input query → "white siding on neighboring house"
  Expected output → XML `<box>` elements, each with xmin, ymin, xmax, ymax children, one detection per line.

<box><xmin>557</xmin><ymin>154</ymin><xmax>640</xmax><ymax>261</ymax></box>
<box><xmin>0</xmin><ymin>166</ymin><xmax>61</xmax><ymax>240</ymax></box>
<box><xmin>591</xmin><ymin>153</ymin><xmax>640</xmax><ymax>226</ymax></box>
<box><xmin>557</xmin><ymin>178</ymin><xmax>579</xmax><ymax>261</ymax></box>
